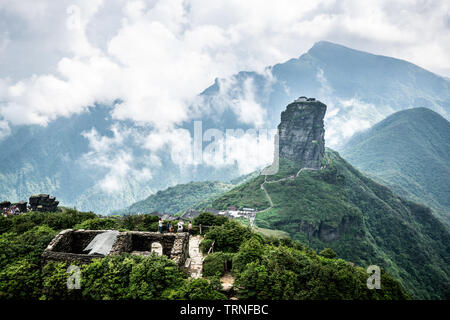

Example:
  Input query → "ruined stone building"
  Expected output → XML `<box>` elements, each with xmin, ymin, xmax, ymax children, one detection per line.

<box><xmin>42</xmin><ymin>229</ymin><xmax>189</xmax><ymax>267</ymax></box>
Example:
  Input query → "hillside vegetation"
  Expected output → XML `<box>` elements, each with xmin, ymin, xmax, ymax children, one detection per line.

<box><xmin>341</xmin><ymin>107</ymin><xmax>450</xmax><ymax>226</ymax></box>
<box><xmin>211</xmin><ymin>150</ymin><xmax>450</xmax><ymax>299</ymax></box>
<box><xmin>0</xmin><ymin>210</ymin><xmax>408</xmax><ymax>300</ymax></box>
<box><xmin>116</xmin><ymin>181</ymin><xmax>235</xmax><ymax>215</ymax></box>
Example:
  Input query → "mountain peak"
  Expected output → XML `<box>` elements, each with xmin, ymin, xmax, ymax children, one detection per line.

<box><xmin>369</xmin><ymin>107</ymin><xmax>450</xmax><ymax>135</ymax></box>
<box><xmin>308</xmin><ymin>40</ymin><xmax>360</xmax><ymax>54</ymax></box>
<box><xmin>387</xmin><ymin>106</ymin><xmax>446</xmax><ymax>120</ymax></box>
<box><xmin>306</xmin><ymin>40</ymin><xmax>381</xmax><ymax>61</ymax></box>
<box><xmin>310</xmin><ymin>40</ymin><xmax>345</xmax><ymax>49</ymax></box>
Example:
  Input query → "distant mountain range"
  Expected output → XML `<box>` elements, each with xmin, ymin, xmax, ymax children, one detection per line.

<box><xmin>1</xmin><ymin>41</ymin><xmax>450</xmax><ymax>214</ymax></box>
<box><xmin>341</xmin><ymin>107</ymin><xmax>450</xmax><ymax>226</ymax></box>
<box><xmin>201</xmin><ymin>40</ymin><xmax>450</xmax><ymax>146</ymax></box>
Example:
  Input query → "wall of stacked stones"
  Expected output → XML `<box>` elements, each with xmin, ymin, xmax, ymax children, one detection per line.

<box><xmin>42</xmin><ymin>229</ymin><xmax>190</xmax><ymax>267</ymax></box>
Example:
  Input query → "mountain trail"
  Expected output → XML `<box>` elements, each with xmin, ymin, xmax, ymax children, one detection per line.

<box><xmin>258</xmin><ymin>153</ymin><xmax>331</xmax><ymax>213</ymax></box>
<box><xmin>187</xmin><ymin>235</ymin><xmax>203</xmax><ymax>278</ymax></box>
<box><xmin>221</xmin><ymin>271</ymin><xmax>234</xmax><ymax>292</ymax></box>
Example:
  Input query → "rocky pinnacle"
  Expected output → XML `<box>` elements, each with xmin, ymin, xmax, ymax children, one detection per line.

<box><xmin>277</xmin><ymin>97</ymin><xmax>326</xmax><ymax>169</ymax></box>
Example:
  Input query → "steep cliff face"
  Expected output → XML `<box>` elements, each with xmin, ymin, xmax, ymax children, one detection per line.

<box><xmin>278</xmin><ymin>97</ymin><xmax>326</xmax><ymax>169</ymax></box>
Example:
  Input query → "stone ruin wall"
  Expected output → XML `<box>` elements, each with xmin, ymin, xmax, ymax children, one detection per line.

<box><xmin>42</xmin><ymin>229</ymin><xmax>189</xmax><ymax>267</ymax></box>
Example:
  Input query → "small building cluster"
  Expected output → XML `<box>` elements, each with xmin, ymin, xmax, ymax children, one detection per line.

<box><xmin>42</xmin><ymin>229</ymin><xmax>189</xmax><ymax>267</ymax></box>
<box><xmin>0</xmin><ymin>201</ymin><xmax>27</xmax><ymax>215</ymax></box>
<box><xmin>180</xmin><ymin>206</ymin><xmax>257</xmax><ymax>223</ymax></box>
<box><xmin>152</xmin><ymin>211</ymin><xmax>178</xmax><ymax>221</ymax></box>
<box><xmin>295</xmin><ymin>96</ymin><xmax>316</xmax><ymax>102</ymax></box>
<box><xmin>132</xmin><ymin>210</ymin><xmax>178</xmax><ymax>221</ymax></box>
<box><xmin>129</xmin><ymin>205</ymin><xmax>258</xmax><ymax>230</ymax></box>
<box><xmin>179</xmin><ymin>207</ymin><xmax>220</xmax><ymax>220</ymax></box>
<box><xmin>1</xmin><ymin>194</ymin><xmax>60</xmax><ymax>216</ymax></box>
<box><xmin>221</xmin><ymin>206</ymin><xmax>256</xmax><ymax>220</ymax></box>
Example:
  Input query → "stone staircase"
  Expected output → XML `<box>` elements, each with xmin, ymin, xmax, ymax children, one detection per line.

<box><xmin>187</xmin><ymin>235</ymin><xmax>203</xmax><ymax>278</ymax></box>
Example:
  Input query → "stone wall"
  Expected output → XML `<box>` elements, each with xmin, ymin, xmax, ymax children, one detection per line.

<box><xmin>128</xmin><ymin>231</ymin><xmax>177</xmax><ymax>256</ymax></box>
<box><xmin>42</xmin><ymin>229</ymin><xmax>105</xmax><ymax>264</ymax></box>
<box><xmin>42</xmin><ymin>229</ymin><xmax>190</xmax><ymax>267</ymax></box>
<box><xmin>170</xmin><ymin>233</ymin><xmax>189</xmax><ymax>266</ymax></box>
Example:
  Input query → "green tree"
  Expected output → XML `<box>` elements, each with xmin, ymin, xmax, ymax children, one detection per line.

<box><xmin>0</xmin><ymin>225</ymin><xmax>56</xmax><ymax>268</ymax></box>
<box><xmin>0</xmin><ymin>216</ymin><xmax>12</xmax><ymax>234</ymax></box>
<box><xmin>320</xmin><ymin>248</ymin><xmax>337</xmax><ymax>259</ymax></box>
<box><xmin>81</xmin><ymin>254</ymin><xmax>142</xmax><ymax>300</ymax></box>
<box><xmin>73</xmin><ymin>218</ymin><xmax>118</xmax><ymax>230</ymax></box>
<box><xmin>202</xmin><ymin>252</ymin><xmax>234</xmax><ymax>277</ymax></box>
<box><xmin>164</xmin><ymin>277</ymin><xmax>226</xmax><ymax>300</ymax></box>
<box><xmin>0</xmin><ymin>258</ymin><xmax>42</xmax><ymax>300</ymax></box>
<box><xmin>204</xmin><ymin>220</ymin><xmax>253</xmax><ymax>253</ymax></box>
<box><xmin>128</xmin><ymin>254</ymin><xmax>186</xmax><ymax>299</ymax></box>
<box><xmin>193</xmin><ymin>212</ymin><xmax>228</xmax><ymax>227</ymax></box>
<box><xmin>41</xmin><ymin>261</ymin><xmax>83</xmax><ymax>300</ymax></box>
<box><xmin>232</xmin><ymin>238</ymin><xmax>265</xmax><ymax>273</ymax></box>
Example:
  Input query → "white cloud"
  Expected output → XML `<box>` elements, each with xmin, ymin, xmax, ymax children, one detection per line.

<box><xmin>0</xmin><ymin>31</ymin><xmax>9</xmax><ymax>54</ymax></box>
<box><xmin>324</xmin><ymin>97</ymin><xmax>393</xmax><ymax>147</ymax></box>
<box><xmin>81</xmin><ymin>124</ymin><xmax>154</xmax><ymax>193</ymax></box>
<box><xmin>0</xmin><ymin>119</ymin><xmax>10</xmax><ymax>140</ymax></box>
<box><xmin>208</xmin><ymin>74</ymin><xmax>271</xmax><ymax>128</ymax></box>
<box><xmin>314</xmin><ymin>66</ymin><xmax>397</xmax><ymax>147</ymax></box>
<box><xmin>221</xmin><ymin>128</ymin><xmax>276</xmax><ymax>175</ymax></box>
<box><xmin>142</xmin><ymin>127</ymin><xmax>194</xmax><ymax>167</ymax></box>
<box><xmin>1</xmin><ymin>0</ymin><xmax>448</xmax><ymax>129</ymax></box>
<box><xmin>0</xmin><ymin>0</ymin><xmax>449</xmax><ymax>183</ymax></box>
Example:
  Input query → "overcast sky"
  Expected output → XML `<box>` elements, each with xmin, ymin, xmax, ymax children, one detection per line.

<box><xmin>0</xmin><ymin>0</ymin><xmax>449</xmax><ymax>130</ymax></box>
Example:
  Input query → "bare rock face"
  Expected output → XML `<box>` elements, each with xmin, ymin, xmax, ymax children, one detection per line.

<box><xmin>278</xmin><ymin>97</ymin><xmax>326</xmax><ymax>168</ymax></box>
<box><xmin>29</xmin><ymin>194</ymin><xmax>59</xmax><ymax>212</ymax></box>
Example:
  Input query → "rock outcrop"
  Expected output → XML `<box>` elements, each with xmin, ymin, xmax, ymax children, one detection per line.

<box><xmin>29</xmin><ymin>194</ymin><xmax>59</xmax><ymax>212</ymax></box>
<box><xmin>278</xmin><ymin>97</ymin><xmax>326</xmax><ymax>169</ymax></box>
<box><xmin>0</xmin><ymin>201</ymin><xmax>11</xmax><ymax>210</ymax></box>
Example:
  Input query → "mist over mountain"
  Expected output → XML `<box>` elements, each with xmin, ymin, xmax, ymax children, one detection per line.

<box><xmin>1</xmin><ymin>41</ymin><xmax>450</xmax><ymax>214</ymax></box>
<box><xmin>202</xmin><ymin>41</ymin><xmax>450</xmax><ymax>147</ymax></box>
<box><xmin>341</xmin><ymin>107</ymin><xmax>450</xmax><ymax>226</ymax></box>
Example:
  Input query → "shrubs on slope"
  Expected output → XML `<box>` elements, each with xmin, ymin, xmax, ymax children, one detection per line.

<box><xmin>202</xmin><ymin>220</ymin><xmax>254</xmax><ymax>252</ymax></box>
<box><xmin>202</xmin><ymin>252</ymin><xmax>235</xmax><ymax>277</ymax></box>
<box><xmin>201</xmin><ymin>221</ymin><xmax>409</xmax><ymax>300</ymax></box>
<box><xmin>41</xmin><ymin>254</ymin><xmax>226</xmax><ymax>300</ymax></box>
<box><xmin>0</xmin><ymin>209</ymin><xmax>410</xmax><ymax>300</ymax></box>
